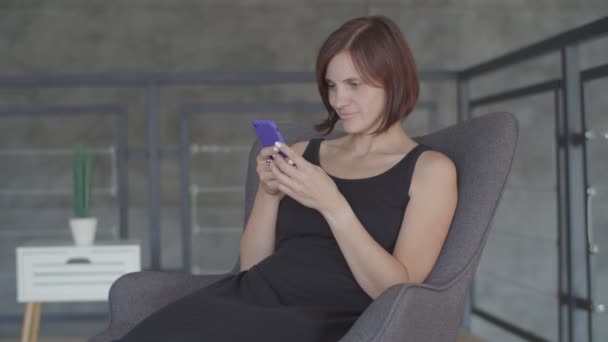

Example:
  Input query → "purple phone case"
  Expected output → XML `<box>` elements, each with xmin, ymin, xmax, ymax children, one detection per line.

<box><xmin>252</xmin><ymin>120</ymin><xmax>287</xmax><ymax>158</ymax></box>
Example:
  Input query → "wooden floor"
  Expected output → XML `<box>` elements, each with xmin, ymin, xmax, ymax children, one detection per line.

<box><xmin>0</xmin><ymin>329</ymin><xmax>484</xmax><ymax>342</ymax></box>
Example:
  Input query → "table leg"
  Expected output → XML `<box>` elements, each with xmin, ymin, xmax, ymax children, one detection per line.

<box><xmin>20</xmin><ymin>302</ymin><xmax>41</xmax><ymax>342</ymax></box>
<box><xmin>20</xmin><ymin>302</ymin><xmax>34</xmax><ymax>342</ymax></box>
<box><xmin>31</xmin><ymin>302</ymin><xmax>41</xmax><ymax>342</ymax></box>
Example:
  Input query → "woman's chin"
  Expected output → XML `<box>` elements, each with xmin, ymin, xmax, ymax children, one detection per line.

<box><xmin>340</xmin><ymin>121</ymin><xmax>357</xmax><ymax>133</ymax></box>
<box><xmin>340</xmin><ymin>120</ymin><xmax>372</xmax><ymax>135</ymax></box>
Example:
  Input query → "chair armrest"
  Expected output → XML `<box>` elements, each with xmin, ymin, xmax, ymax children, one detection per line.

<box><xmin>340</xmin><ymin>278</ymin><xmax>469</xmax><ymax>342</ymax></box>
<box><xmin>89</xmin><ymin>271</ymin><xmax>229</xmax><ymax>342</ymax></box>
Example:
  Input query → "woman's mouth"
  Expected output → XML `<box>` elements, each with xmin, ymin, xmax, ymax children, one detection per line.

<box><xmin>339</xmin><ymin>112</ymin><xmax>356</xmax><ymax>119</ymax></box>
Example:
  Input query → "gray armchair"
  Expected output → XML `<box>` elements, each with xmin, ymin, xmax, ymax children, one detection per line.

<box><xmin>90</xmin><ymin>112</ymin><xmax>518</xmax><ymax>342</ymax></box>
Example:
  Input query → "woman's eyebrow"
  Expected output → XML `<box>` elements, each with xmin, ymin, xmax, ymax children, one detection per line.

<box><xmin>325</xmin><ymin>77</ymin><xmax>359</xmax><ymax>83</ymax></box>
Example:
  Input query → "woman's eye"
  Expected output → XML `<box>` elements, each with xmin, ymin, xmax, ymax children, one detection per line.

<box><xmin>349</xmin><ymin>83</ymin><xmax>359</xmax><ymax>88</ymax></box>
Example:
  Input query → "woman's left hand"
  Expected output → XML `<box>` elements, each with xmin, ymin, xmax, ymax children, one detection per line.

<box><xmin>268</xmin><ymin>142</ymin><xmax>346</xmax><ymax>215</ymax></box>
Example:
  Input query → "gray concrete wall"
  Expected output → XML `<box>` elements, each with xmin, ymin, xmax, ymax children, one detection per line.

<box><xmin>1</xmin><ymin>0</ymin><xmax>607</xmax><ymax>340</ymax></box>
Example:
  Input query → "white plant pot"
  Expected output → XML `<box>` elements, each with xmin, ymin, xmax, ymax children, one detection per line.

<box><xmin>69</xmin><ymin>217</ymin><xmax>97</xmax><ymax>246</ymax></box>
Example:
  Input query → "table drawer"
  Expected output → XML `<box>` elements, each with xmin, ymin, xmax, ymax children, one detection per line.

<box><xmin>17</xmin><ymin>244</ymin><xmax>140</xmax><ymax>302</ymax></box>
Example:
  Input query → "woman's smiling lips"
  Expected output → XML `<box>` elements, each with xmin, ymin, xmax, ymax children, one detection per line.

<box><xmin>338</xmin><ymin>112</ymin><xmax>357</xmax><ymax>119</ymax></box>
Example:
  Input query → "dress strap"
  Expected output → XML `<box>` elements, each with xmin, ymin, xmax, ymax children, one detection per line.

<box><xmin>302</xmin><ymin>138</ymin><xmax>323</xmax><ymax>165</ymax></box>
<box><xmin>401</xmin><ymin>144</ymin><xmax>432</xmax><ymax>195</ymax></box>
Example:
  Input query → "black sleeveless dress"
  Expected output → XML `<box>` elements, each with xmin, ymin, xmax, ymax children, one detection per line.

<box><xmin>115</xmin><ymin>138</ymin><xmax>430</xmax><ymax>342</ymax></box>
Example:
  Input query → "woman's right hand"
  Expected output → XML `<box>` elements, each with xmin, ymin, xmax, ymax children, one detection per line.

<box><xmin>256</xmin><ymin>146</ymin><xmax>285</xmax><ymax>199</ymax></box>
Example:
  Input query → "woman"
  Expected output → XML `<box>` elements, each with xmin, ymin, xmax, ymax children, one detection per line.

<box><xmin>115</xmin><ymin>15</ymin><xmax>457</xmax><ymax>342</ymax></box>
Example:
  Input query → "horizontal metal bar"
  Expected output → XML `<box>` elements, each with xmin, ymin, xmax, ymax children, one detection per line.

<box><xmin>460</xmin><ymin>17</ymin><xmax>608</xmax><ymax>78</ymax></box>
<box><xmin>559</xmin><ymin>294</ymin><xmax>606</xmax><ymax>313</ymax></box>
<box><xmin>0</xmin><ymin>229</ymin><xmax>118</xmax><ymax>238</ymax></box>
<box><xmin>0</xmin><ymin>187</ymin><xmax>114</xmax><ymax>196</ymax></box>
<box><xmin>581</xmin><ymin>62</ymin><xmax>608</xmax><ymax>82</ymax></box>
<box><xmin>0</xmin><ymin>146</ymin><xmax>114</xmax><ymax>156</ymax></box>
<box><xmin>0</xmin><ymin>104</ymin><xmax>123</xmax><ymax>116</ymax></box>
<box><xmin>470</xmin><ymin>79</ymin><xmax>561</xmax><ymax>108</ymax></box>
<box><xmin>472</xmin><ymin>306</ymin><xmax>550</xmax><ymax>342</ymax></box>
<box><xmin>183</xmin><ymin>102</ymin><xmax>325</xmax><ymax>114</ymax></box>
<box><xmin>190</xmin><ymin>185</ymin><xmax>243</xmax><ymax>194</ymax></box>
<box><xmin>0</xmin><ymin>231</ymin><xmax>71</xmax><ymax>238</ymax></box>
<box><xmin>0</xmin><ymin>70</ymin><xmax>454</xmax><ymax>88</ymax></box>
<box><xmin>0</xmin><ymin>71</ymin><xmax>311</xmax><ymax>87</ymax></box>
<box><xmin>193</xmin><ymin>226</ymin><xmax>243</xmax><ymax>234</ymax></box>
<box><xmin>183</xmin><ymin>100</ymin><xmax>438</xmax><ymax>115</ymax></box>
<box><xmin>190</xmin><ymin>144</ymin><xmax>251</xmax><ymax>154</ymax></box>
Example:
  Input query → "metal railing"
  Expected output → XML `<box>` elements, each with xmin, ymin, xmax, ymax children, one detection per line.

<box><xmin>0</xmin><ymin>16</ymin><xmax>606</xmax><ymax>342</ymax></box>
<box><xmin>456</xmin><ymin>16</ymin><xmax>608</xmax><ymax>342</ymax></box>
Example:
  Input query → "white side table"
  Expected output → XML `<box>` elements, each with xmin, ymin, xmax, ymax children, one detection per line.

<box><xmin>16</xmin><ymin>241</ymin><xmax>141</xmax><ymax>342</ymax></box>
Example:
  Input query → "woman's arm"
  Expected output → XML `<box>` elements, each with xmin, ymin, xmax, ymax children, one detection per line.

<box><xmin>269</xmin><ymin>143</ymin><xmax>457</xmax><ymax>300</ymax></box>
<box><xmin>323</xmin><ymin>151</ymin><xmax>458</xmax><ymax>299</ymax></box>
<box><xmin>239</xmin><ymin>189</ymin><xmax>282</xmax><ymax>271</ymax></box>
<box><xmin>239</xmin><ymin>141</ymin><xmax>309</xmax><ymax>271</ymax></box>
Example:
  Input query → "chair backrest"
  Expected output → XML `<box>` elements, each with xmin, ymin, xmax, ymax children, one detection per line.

<box><xmin>415</xmin><ymin>112</ymin><xmax>518</xmax><ymax>285</ymax></box>
<box><xmin>241</xmin><ymin>112</ymin><xmax>518</xmax><ymax>287</ymax></box>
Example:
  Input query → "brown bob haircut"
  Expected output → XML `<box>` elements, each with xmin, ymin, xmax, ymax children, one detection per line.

<box><xmin>314</xmin><ymin>15</ymin><xmax>419</xmax><ymax>135</ymax></box>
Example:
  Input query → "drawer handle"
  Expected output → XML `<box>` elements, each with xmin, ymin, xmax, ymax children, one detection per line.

<box><xmin>66</xmin><ymin>257</ymin><xmax>92</xmax><ymax>264</ymax></box>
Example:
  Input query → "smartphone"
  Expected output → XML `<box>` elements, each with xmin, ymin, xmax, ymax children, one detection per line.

<box><xmin>252</xmin><ymin>120</ymin><xmax>287</xmax><ymax>158</ymax></box>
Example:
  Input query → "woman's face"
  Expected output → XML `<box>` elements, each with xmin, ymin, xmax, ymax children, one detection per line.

<box><xmin>325</xmin><ymin>51</ymin><xmax>386</xmax><ymax>135</ymax></box>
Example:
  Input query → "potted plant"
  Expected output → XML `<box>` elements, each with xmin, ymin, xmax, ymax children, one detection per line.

<box><xmin>70</xmin><ymin>145</ymin><xmax>97</xmax><ymax>245</ymax></box>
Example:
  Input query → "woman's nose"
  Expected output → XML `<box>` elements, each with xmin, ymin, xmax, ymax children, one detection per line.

<box><xmin>331</xmin><ymin>88</ymin><xmax>350</xmax><ymax>108</ymax></box>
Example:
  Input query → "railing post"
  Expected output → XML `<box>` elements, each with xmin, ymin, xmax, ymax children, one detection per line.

<box><xmin>147</xmin><ymin>83</ymin><xmax>162</xmax><ymax>270</ymax></box>
<box><xmin>180</xmin><ymin>109</ymin><xmax>192</xmax><ymax>273</ymax></box>
<box><xmin>117</xmin><ymin>109</ymin><xmax>129</xmax><ymax>239</ymax></box>
<box><xmin>555</xmin><ymin>87</ymin><xmax>569</xmax><ymax>342</ymax></box>
<box><xmin>559</xmin><ymin>43</ymin><xmax>591</xmax><ymax>341</ymax></box>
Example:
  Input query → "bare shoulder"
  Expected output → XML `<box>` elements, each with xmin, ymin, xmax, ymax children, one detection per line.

<box><xmin>291</xmin><ymin>140</ymin><xmax>311</xmax><ymax>156</ymax></box>
<box><xmin>410</xmin><ymin>149</ymin><xmax>457</xmax><ymax>195</ymax></box>
<box><xmin>417</xmin><ymin>150</ymin><xmax>456</xmax><ymax>176</ymax></box>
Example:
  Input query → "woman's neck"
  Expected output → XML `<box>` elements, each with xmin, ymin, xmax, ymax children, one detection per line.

<box><xmin>338</xmin><ymin>122</ymin><xmax>416</xmax><ymax>156</ymax></box>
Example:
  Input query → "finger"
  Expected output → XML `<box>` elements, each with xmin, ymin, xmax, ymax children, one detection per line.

<box><xmin>269</xmin><ymin>160</ymin><xmax>299</xmax><ymax>190</ymax></box>
<box><xmin>273</xmin><ymin>142</ymin><xmax>306</xmax><ymax>168</ymax></box>
<box><xmin>257</xmin><ymin>146</ymin><xmax>278</xmax><ymax>161</ymax></box>
<box><xmin>273</xmin><ymin>153</ymin><xmax>299</xmax><ymax>178</ymax></box>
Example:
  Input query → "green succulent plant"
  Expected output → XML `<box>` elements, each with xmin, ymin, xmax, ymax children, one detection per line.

<box><xmin>72</xmin><ymin>145</ymin><xmax>94</xmax><ymax>218</ymax></box>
